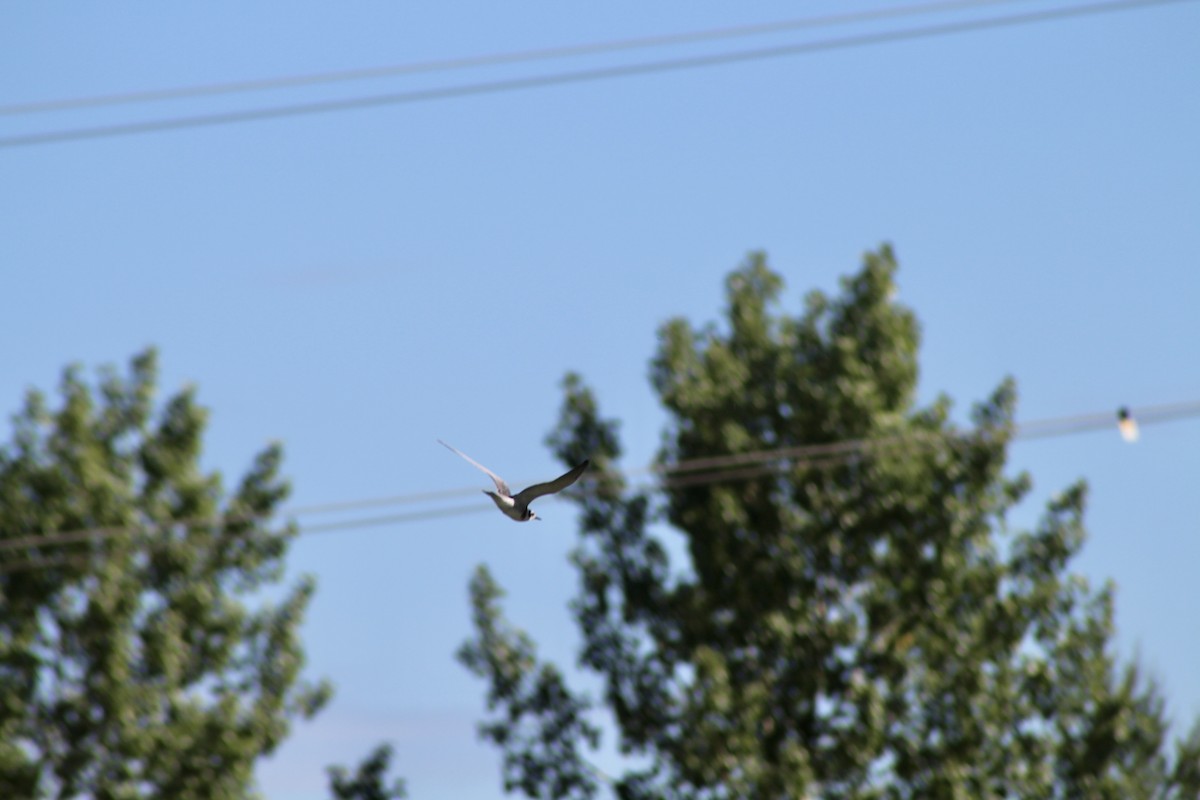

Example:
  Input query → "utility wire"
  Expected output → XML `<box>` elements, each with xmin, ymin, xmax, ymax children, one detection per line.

<box><xmin>0</xmin><ymin>400</ymin><xmax>1192</xmax><ymax>577</ymax></box>
<box><xmin>285</xmin><ymin>396</ymin><xmax>1200</xmax><ymax>514</ymax></box>
<box><xmin>1</xmin><ymin>0</ymin><xmax>1191</xmax><ymax>150</ymax></box>
<box><xmin>301</xmin><ymin>504</ymin><xmax>494</xmax><ymax>533</ymax></box>
<box><xmin>0</xmin><ymin>0</ymin><xmax>1037</xmax><ymax>117</ymax></box>
<box><xmin>0</xmin><ymin>399</ymin><xmax>1196</xmax><ymax>570</ymax></box>
<box><xmin>0</xmin><ymin>506</ymin><xmax>496</xmax><ymax>578</ymax></box>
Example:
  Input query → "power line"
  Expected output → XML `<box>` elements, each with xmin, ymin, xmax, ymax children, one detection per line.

<box><xmin>281</xmin><ymin>397</ymin><xmax>1200</xmax><ymax>515</ymax></box>
<box><xmin>0</xmin><ymin>506</ymin><xmax>498</xmax><ymax>578</ymax></box>
<box><xmin>301</xmin><ymin>504</ymin><xmax>494</xmax><ymax>533</ymax></box>
<box><xmin>0</xmin><ymin>0</ymin><xmax>1037</xmax><ymax>117</ymax></box>
<box><xmin>0</xmin><ymin>0</ymin><xmax>1190</xmax><ymax>150</ymax></box>
<box><xmin>0</xmin><ymin>399</ymin><xmax>1195</xmax><ymax>570</ymax></box>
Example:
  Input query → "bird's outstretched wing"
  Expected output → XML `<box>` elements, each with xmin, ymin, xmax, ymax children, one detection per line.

<box><xmin>514</xmin><ymin>460</ymin><xmax>590</xmax><ymax>504</ymax></box>
<box><xmin>438</xmin><ymin>439</ymin><xmax>511</xmax><ymax>496</ymax></box>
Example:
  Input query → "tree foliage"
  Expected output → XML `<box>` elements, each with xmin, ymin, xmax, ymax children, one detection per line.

<box><xmin>459</xmin><ymin>565</ymin><xmax>601</xmax><ymax>798</ymax></box>
<box><xmin>327</xmin><ymin>743</ymin><xmax>407</xmax><ymax>800</ymax></box>
<box><xmin>461</xmin><ymin>247</ymin><xmax>1200</xmax><ymax>799</ymax></box>
<box><xmin>0</xmin><ymin>350</ymin><xmax>330</xmax><ymax>799</ymax></box>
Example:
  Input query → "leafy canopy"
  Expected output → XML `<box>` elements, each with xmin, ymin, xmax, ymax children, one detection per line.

<box><xmin>0</xmin><ymin>350</ymin><xmax>330</xmax><ymax>800</ymax></box>
<box><xmin>327</xmin><ymin>743</ymin><xmax>408</xmax><ymax>800</ymax></box>
<box><xmin>461</xmin><ymin>247</ymin><xmax>1200</xmax><ymax>799</ymax></box>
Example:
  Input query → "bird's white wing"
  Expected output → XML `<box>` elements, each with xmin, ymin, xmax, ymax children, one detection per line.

<box><xmin>514</xmin><ymin>460</ymin><xmax>590</xmax><ymax>504</ymax></box>
<box><xmin>438</xmin><ymin>439</ymin><xmax>511</xmax><ymax>496</ymax></box>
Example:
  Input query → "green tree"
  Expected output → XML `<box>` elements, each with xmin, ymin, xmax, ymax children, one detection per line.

<box><xmin>0</xmin><ymin>350</ymin><xmax>330</xmax><ymax>799</ymax></box>
<box><xmin>460</xmin><ymin>247</ymin><xmax>1200</xmax><ymax>799</ymax></box>
<box><xmin>327</xmin><ymin>743</ymin><xmax>407</xmax><ymax>800</ymax></box>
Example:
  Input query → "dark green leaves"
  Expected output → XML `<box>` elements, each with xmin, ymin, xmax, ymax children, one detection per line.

<box><xmin>461</xmin><ymin>248</ymin><xmax>1198</xmax><ymax>799</ymax></box>
<box><xmin>328</xmin><ymin>743</ymin><xmax>407</xmax><ymax>800</ymax></box>
<box><xmin>459</xmin><ymin>565</ymin><xmax>602</xmax><ymax>800</ymax></box>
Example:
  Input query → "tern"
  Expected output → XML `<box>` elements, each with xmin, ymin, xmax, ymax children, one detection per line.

<box><xmin>438</xmin><ymin>439</ymin><xmax>589</xmax><ymax>522</ymax></box>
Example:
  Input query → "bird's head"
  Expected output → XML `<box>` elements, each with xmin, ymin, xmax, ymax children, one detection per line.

<box><xmin>524</xmin><ymin>509</ymin><xmax>540</xmax><ymax>522</ymax></box>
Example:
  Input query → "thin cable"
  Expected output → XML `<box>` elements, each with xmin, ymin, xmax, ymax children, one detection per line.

<box><xmin>0</xmin><ymin>0</ymin><xmax>1036</xmax><ymax>117</ymax></box>
<box><xmin>0</xmin><ymin>552</ymin><xmax>89</xmax><ymax>577</ymax></box>
<box><xmin>301</xmin><ymin>504</ymin><xmax>493</xmax><ymax>534</ymax></box>
<box><xmin>1017</xmin><ymin>399</ymin><xmax>1200</xmax><ymax>440</ymax></box>
<box><xmin>0</xmin><ymin>506</ymin><xmax>496</xmax><ymax>576</ymax></box>
<box><xmin>1</xmin><ymin>398</ymin><xmax>1196</xmax><ymax>563</ymax></box>
<box><xmin>0</xmin><ymin>402</ymin><xmax>1190</xmax><ymax>577</ymax></box>
<box><xmin>1</xmin><ymin>0</ymin><xmax>1190</xmax><ymax>150</ymax></box>
<box><xmin>285</xmin><ymin>396</ymin><xmax>1200</xmax><ymax>517</ymax></box>
<box><xmin>289</xmin><ymin>486</ymin><xmax>490</xmax><ymax>516</ymax></box>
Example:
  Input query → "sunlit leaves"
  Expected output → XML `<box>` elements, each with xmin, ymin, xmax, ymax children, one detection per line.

<box><xmin>459</xmin><ymin>566</ymin><xmax>601</xmax><ymax>800</ymax></box>
<box><xmin>0</xmin><ymin>350</ymin><xmax>327</xmax><ymax>799</ymax></box>
<box><xmin>461</xmin><ymin>248</ymin><xmax>1197</xmax><ymax>799</ymax></box>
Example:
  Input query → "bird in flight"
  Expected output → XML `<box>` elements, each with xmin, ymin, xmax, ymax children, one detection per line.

<box><xmin>438</xmin><ymin>439</ymin><xmax>589</xmax><ymax>522</ymax></box>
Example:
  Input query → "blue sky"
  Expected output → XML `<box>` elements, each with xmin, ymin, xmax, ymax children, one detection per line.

<box><xmin>3</xmin><ymin>1</ymin><xmax>1199</xmax><ymax>798</ymax></box>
